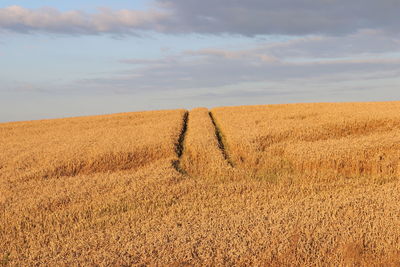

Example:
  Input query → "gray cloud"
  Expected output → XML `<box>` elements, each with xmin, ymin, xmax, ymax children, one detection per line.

<box><xmin>1</xmin><ymin>1</ymin><xmax>400</xmax><ymax>36</ymax></box>
<box><xmin>68</xmin><ymin>29</ymin><xmax>400</xmax><ymax>95</ymax></box>
<box><xmin>262</xmin><ymin>30</ymin><xmax>400</xmax><ymax>58</ymax></box>
<box><xmin>83</xmin><ymin>53</ymin><xmax>400</xmax><ymax>94</ymax></box>
<box><xmin>2</xmin><ymin>35</ymin><xmax>399</xmax><ymax>121</ymax></box>
<box><xmin>158</xmin><ymin>0</ymin><xmax>400</xmax><ymax>35</ymax></box>
<box><xmin>75</xmin><ymin>54</ymin><xmax>400</xmax><ymax>111</ymax></box>
<box><xmin>183</xmin><ymin>30</ymin><xmax>400</xmax><ymax>66</ymax></box>
<box><xmin>3</xmin><ymin>30</ymin><xmax>399</xmax><ymax>96</ymax></box>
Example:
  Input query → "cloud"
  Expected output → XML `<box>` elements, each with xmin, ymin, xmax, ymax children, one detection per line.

<box><xmin>260</xmin><ymin>30</ymin><xmax>400</xmax><ymax>59</ymax></box>
<box><xmin>3</xmin><ymin>28</ymin><xmax>399</xmax><ymax>97</ymax></box>
<box><xmin>184</xmin><ymin>48</ymin><xmax>280</xmax><ymax>63</ymax></box>
<box><xmin>3</xmin><ymin>32</ymin><xmax>400</xmax><ymax>108</ymax></box>
<box><xmin>76</xmin><ymin>54</ymin><xmax>400</xmax><ymax>108</ymax></box>
<box><xmin>119</xmin><ymin>58</ymin><xmax>177</xmax><ymax>66</ymax></box>
<box><xmin>184</xmin><ymin>30</ymin><xmax>400</xmax><ymax>64</ymax></box>
<box><xmin>86</xmin><ymin>53</ymin><xmax>400</xmax><ymax>94</ymax></box>
<box><xmin>1</xmin><ymin>1</ymin><xmax>400</xmax><ymax>36</ymax></box>
<box><xmin>67</xmin><ymin>29</ymin><xmax>399</xmax><ymax>99</ymax></box>
<box><xmin>157</xmin><ymin>0</ymin><xmax>400</xmax><ymax>36</ymax></box>
<box><xmin>0</xmin><ymin>5</ymin><xmax>167</xmax><ymax>34</ymax></box>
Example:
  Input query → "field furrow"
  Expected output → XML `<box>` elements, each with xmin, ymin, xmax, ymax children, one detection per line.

<box><xmin>172</xmin><ymin>111</ymin><xmax>189</xmax><ymax>174</ymax></box>
<box><xmin>209</xmin><ymin>111</ymin><xmax>234</xmax><ymax>167</ymax></box>
<box><xmin>180</xmin><ymin>108</ymin><xmax>233</xmax><ymax>178</ymax></box>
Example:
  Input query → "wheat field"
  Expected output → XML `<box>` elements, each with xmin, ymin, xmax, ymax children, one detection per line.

<box><xmin>212</xmin><ymin>101</ymin><xmax>400</xmax><ymax>181</ymax></box>
<box><xmin>1</xmin><ymin>102</ymin><xmax>400</xmax><ymax>266</ymax></box>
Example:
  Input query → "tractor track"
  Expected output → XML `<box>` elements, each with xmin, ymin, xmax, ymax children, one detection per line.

<box><xmin>209</xmin><ymin>111</ymin><xmax>234</xmax><ymax>167</ymax></box>
<box><xmin>172</xmin><ymin>111</ymin><xmax>189</xmax><ymax>174</ymax></box>
<box><xmin>173</xmin><ymin>110</ymin><xmax>234</xmax><ymax>174</ymax></box>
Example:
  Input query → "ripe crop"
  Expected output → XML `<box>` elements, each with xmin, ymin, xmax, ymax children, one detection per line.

<box><xmin>212</xmin><ymin>101</ymin><xmax>400</xmax><ymax>181</ymax></box>
<box><xmin>1</xmin><ymin>102</ymin><xmax>400</xmax><ymax>266</ymax></box>
<box><xmin>0</xmin><ymin>110</ymin><xmax>185</xmax><ymax>183</ymax></box>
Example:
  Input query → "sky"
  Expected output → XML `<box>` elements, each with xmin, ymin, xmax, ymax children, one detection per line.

<box><xmin>0</xmin><ymin>0</ymin><xmax>399</xmax><ymax>122</ymax></box>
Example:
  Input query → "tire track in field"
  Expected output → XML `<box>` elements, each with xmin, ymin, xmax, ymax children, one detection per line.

<box><xmin>172</xmin><ymin>111</ymin><xmax>189</xmax><ymax>174</ymax></box>
<box><xmin>209</xmin><ymin>111</ymin><xmax>234</xmax><ymax>167</ymax></box>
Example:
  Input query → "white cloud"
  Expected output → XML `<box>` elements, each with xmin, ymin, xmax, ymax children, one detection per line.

<box><xmin>0</xmin><ymin>5</ymin><xmax>167</xmax><ymax>34</ymax></box>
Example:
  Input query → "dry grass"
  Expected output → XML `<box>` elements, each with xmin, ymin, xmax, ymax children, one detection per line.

<box><xmin>1</xmin><ymin>102</ymin><xmax>400</xmax><ymax>266</ymax></box>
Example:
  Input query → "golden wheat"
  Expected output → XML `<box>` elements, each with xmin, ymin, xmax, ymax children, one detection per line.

<box><xmin>0</xmin><ymin>109</ymin><xmax>185</xmax><ymax>183</ymax></box>
<box><xmin>212</xmin><ymin>101</ymin><xmax>400</xmax><ymax>181</ymax></box>
<box><xmin>1</xmin><ymin>102</ymin><xmax>400</xmax><ymax>266</ymax></box>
